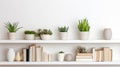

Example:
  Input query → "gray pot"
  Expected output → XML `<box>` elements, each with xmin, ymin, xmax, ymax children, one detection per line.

<box><xmin>103</xmin><ymin>28</ymin><xmax>112</xmax><ymax>40</ymax></box>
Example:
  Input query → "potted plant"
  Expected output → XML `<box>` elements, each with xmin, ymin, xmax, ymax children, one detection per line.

<box><xmin>38</xmin><ymin>29</ymin><xmax>53</xmax><ymax>40</ymax></box>
<box><xmin>24</xmin><ymin>30</ymin><xmax>36</xmax><ymax>40</ymax></box>
<box><xmin>5</xmin><ymin>22</ymin><xmax>22</xmax><ymax>40</ymax></box>
<box><xmin>58</xmin><ymin>26</ymin><xmax>69</xmax><ymax>40</ymax></box>
<box><xmin>78</xmin><ymin>18</ymin><xmax>90</xmax><ymax>40</ymax></box>
<box><xmin>58</xmin><ymin>51</ymin><xmax>65</xmax><ymax>62</ymax></box>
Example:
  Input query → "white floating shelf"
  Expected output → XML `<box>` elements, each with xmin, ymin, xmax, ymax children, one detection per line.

<box><xmin>0</xmin><ymin>62</ymin><xmax>120</xmax><ymax>65</ymax></box>
<box><xmin>0</xmin><ymin>40</ymin><xmax>119</xmax><ymax>44</ymax></box>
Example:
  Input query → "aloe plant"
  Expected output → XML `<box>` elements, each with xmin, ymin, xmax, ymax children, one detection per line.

<box><xmin>58</xmin><ymin>26</ymin><xmax>69</xmax><ymax>32</ymax></box>
<box><xmin>5</xmin><ymin>22</ymin><xmax>22</xmax><ymax>32</ymax></box>
<box><xmin>78</xmin><ymin>18</ymin><xmax>90</xmax><ymax>32</ymax></box>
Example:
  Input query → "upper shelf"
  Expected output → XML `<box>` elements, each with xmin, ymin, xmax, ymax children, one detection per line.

<box><xmin>0</xmin><ymin>40</ymin><xmax>119</xmax><ymax>44</ymax></box>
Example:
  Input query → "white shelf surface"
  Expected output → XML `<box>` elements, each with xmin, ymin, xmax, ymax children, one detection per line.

<box><xmin>0</xmin><ymin>62</ymin><xmax>120</xmax><ymax>65</ymax></box>
<box><xmin>0</xmin><ymin>40</ymin><xmax>119</xmax><ymax>44</ymax></box>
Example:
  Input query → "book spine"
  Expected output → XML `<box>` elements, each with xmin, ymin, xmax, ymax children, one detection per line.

<box><xmin>92</xmin><ymin>48</ymin><xmax>96</xmax><ymax>61</ymax></box>
<box><xmin>29</xmin><ymin>46</ymin><xmax>33</xmax><ymax>62</ymax></box>
<box><xmin>23</xmin><ymin>48</ymin><xmax>26</xmax><ymax>62</ymax></box>
<box><xmin>26</xmin><ymin>49</ymin><xmax>29</xmax><ymax>62</ymax></box>
<box><xmin>36</xmin><ymin>47</ymin><xmax>40</xmax><ymax>62</ymax></box>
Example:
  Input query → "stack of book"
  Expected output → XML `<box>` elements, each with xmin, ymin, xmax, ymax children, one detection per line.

<box><xmin>22</xmin><ymin>44</ymin><xmax>52</xmax><ymax>62</ymax></box>
<box><xmin>76</xmin><ymin>53</ymin><xmax>93</xmax><ymax>62</ymax></box>
<box><xmin>76</xmin><ymin>47</ymin><xmax>112</xmax><ymax>62</ymax></box>
<box><xmin>93</xmin><ymin>47</ymin><xmax>112</xmax><ymax>62</ymax></box>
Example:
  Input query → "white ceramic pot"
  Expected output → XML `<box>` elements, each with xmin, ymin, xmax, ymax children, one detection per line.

<box><xmin>15</xmin><ymin>52</ymin><xmax>21</xmax><ymax>61</ymax></box>
<box><xmin>41</xmin><ymin>35</ymin><xmax>52</xmax><ymax>40</ymax></box>
<box><xmin>7</xmin><ymin>48</ymin><xmax>15</xmax><ymax>62</ymax></box>
<box><xmin>25</xmin><ymin>34</ymin><xmax>35</xmax><ymax>40</ymax></box>
<box><xmin>79</xmin><ymin>32</ymin><xmax>89</xmax><ymax>40</ymax></box>
<box><xmin>58</xmin><ymin>53</ymin><xmax>65</xmax><ymax>62</ymax></box>
<box><xmin>103</xmin><ymin>28</ymin><xmax>112</xmax><ymax>40</ymax></box>
<box><xmin>8</xmin><ymin>32</ymin><xmax>16</xmax><ymax>40</ymax></box>
<box><xmin>59</xmin><ymin>32</ymin><xmax>68</xmax><ymax>40</ymax></box>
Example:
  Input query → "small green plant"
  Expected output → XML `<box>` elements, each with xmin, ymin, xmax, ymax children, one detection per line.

<box><xmin>38</xmin><ymin>29</ymin><xmax>53</xmax><ymax>35</ymax></box>
<box><xmin>58</xmin><ymin>26</ymin><xmax>69</xmax><ymax>32</ymax></box>
<box><xmin>5</xmin><ymin>22</ymin><xmax>22</xmax><ymax>32</ymax></box>
<box><xmin>59</xmin><ymin>51</ymin><xmax>64</xmax><ymax>53</ymax></box>
<box><xmin>78</xmin><ymin>18</ymin><xmax>90</xmax><ymax>32</ymax></box>
<box><xmin>24</xmin><ymin>30</ymin><xmax>36</xmax><ymax>34</ymax></box>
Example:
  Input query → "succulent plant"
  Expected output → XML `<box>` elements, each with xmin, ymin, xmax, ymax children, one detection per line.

<box><xmin>38</xmin><ymin>29</ymin><xmax>53</xmax><ymax>35</ymax></box>
<box><xmin>58</xmin><ymin>26</ymin><xmax>69</xmax><ymax>32</ymax></box>
<box><xmin>5</xmin><ymin>22</ymin><xmax>22</xmax><ymax>32</ymax></box>
<box><xmin>24</xmin><ymin>30</ymin><xmax>36</xmax><ymax>34</ymax></box>
<box><xmin>78</xmin><ymin>18</ymin><xmax>90</xmax><ymax>32</ymax></box>
<box><xmin>59</xmin><ymin>51</ymin><xmax>64</xmax><ymax>53</ymax></box>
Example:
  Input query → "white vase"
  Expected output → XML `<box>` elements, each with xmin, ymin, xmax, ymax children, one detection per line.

<box><xmin>59</xmin><ymin>32</ymin><xmax>68</xmax><ymax>40</ymax></box>
<box><xmin>7</xmin><ymin>48</ymin><xmax>15</xmax><ymax>62</ymax></box>
<box><xmin>79</xmin><ymin>32</ymin><xmax>89</xmax><ymax>40</ymax></box>
<box><xmin>15</xmin><ymin>52</ymin><xmax>21</xmax><ymax>61</ymax></box>
<box><xmin>103</xmin><ymin>28</ymin><xmax>112</xmax><ymax>40</ymax></box>
<box><xmin>8</xmin><ymin>32</ymin><xmax>16</xmax><ymax>40</ymax></box>
<box><xmin>58</xmin><ymin>53</ymin><xmax>65</xmax><ymax>62</ymax></box>
<box><xmin>25</xmin><ymin>34</ymin><xmax>35</xmax><ymax>40</ymax></box>
<box><xmin>41</xmin><ymin>35</ymin><xmax>52</xmax><ymax>40</ymax></box>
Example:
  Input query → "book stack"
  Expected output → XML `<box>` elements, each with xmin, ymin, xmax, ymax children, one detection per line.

<box><xmin>93</xmin><ymin>47</ymin><xmax>112</xmax><ymax>62</ymax></box>
<box><xmin>76</xmin><ymin>47</ymin><xmax>112</xmax><ymax>62</ymax></box>
<box><xmin>22</xmin><ymin>44</ymin><xmax>52</xmax><ymax>62</ymax></box>
<box><xmin>76</xmin><ymin>53</ymin><xmax>93</xmax><ymax>62</ymax></box>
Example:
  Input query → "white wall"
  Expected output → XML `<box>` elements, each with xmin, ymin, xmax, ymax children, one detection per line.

<box><xmin>0</xmin><ymin>0</ymin><xmax>120</xmax><ymax>67</ymax></box>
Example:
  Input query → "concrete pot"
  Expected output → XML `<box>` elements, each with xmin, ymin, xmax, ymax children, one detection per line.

<box><xmin>79</xmin><ymin>32</ymin><xmax>89</xmax><ymax>40</ymax></box>
<box><xmin>59</xmin><ymin>32</ymin><xmax>68</xmax><ymax>40</ymax></box>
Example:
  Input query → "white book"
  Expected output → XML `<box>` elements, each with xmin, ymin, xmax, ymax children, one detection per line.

<box><xmin>76</xmin><ymin>59</ymin><xmax>93</xmax><ymax>62</ymax></box>
<box><xmin>36</xmin><ymin>47</ymin><xmax>40</xmax><ymax>62</ymax></box>
<box><xmin>29</xmin><ymin>46</ymin><xmax>33</xmax><ymax>62</ymax></box>
<box><xmin>92</xmin><ymin>48</ymin><xmax>96</xmax><ymax>61</ymax></box>
<box><xmin>32</xmin><ymin>46</ymin><xmax>35</xmax><ymax>62</ymax></box>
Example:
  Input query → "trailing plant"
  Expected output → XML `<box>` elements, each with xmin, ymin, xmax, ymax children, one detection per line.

<box><xmin>24</xmin><ymin>30</ymin><xmax>36</xmax><ymax>34</ymax></box>
<box><xmin>78</xmin><ymin>18</ymin><xmax>90</xmax><ymax>32</ymax></box>
<box><xmin>5</xmin><ymin>22</ymin><xmax>22</xmax><ymax>32</ymax></box>
<box><xmin>59</xmin><ymin>51</ymin><xmax>64</xmax><ymax>53</ymax></box>
<box><xmin>38</xmin><ymin>29</ymin><xmax>53</xmax><ymax>35</ymax></box>
<box><xmin>58</xmin><ymin>26</ymin><xmax>69</xmax><ymax>32</ymax></box>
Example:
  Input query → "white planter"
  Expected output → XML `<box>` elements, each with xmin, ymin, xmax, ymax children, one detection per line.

<box><xmin>79</xmin><ymin>32</ymin><xmax>89</xmax><ymax>40</ymax></box>
<box><xmin>41</xmin><ymin>35</ymin><xmax>52</xmax><ymax>40</ymax></box>
<box><xmin>58</xmin><ymin>53</ymin><xmax>65</xmax><ymax>62</ymax></box>
<box><xmin>59</xmin><ymin>32</ymin><xmax>68</xmax><ymax>40</ymax></box>
<box><xmin>25</xmin><ymin>34</ymin><xmax>35</xmax><ymax>40</ymax></box>
<box><xmin>7</xmin><ymin>48</ymin><xmax>15</xmax><ymax>62</ymax></box>
<box><xmin>103</xmin><ymin>28</ymin><xmax>112</xmax><ymax>40</ymax></box>
<box><xmin>8</xmin><ymin>32</ymin><xmax>16</xmax><ymax>40</ymax></box>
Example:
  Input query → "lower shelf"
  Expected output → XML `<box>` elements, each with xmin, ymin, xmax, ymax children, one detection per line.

<box><xmin>0</xmin><ymin>62</ymin><xmax>120</xmax><ymax>65</ymax></box>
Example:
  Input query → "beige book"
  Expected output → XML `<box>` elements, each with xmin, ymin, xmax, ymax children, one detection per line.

<box><xmin>95</xmin><ymin>50</ymin><xmax>99</xmax><ymax>62</ymax></box>
<box><xmin>36</xmin><ymin>46</ymin><xmax>43</xmax><ymax>62</ymax></box>
<box><xmin>109</xmin><ymin>49</ymin><xmax>112</xmax><ymax>62</ymax></box>
<box><xmin>98</xmin><ymin>50</ymin><xmax>104</xmax><ymax>62</ymax></box>
<box><xmin>32</xmin><ymin>44</ymin><xmax>36</xmax><ymax>62</ymax></box>
<box><xmin>42</xmin><ymin>52</ymin><xmax>49</xmax><ymax>62</ymax></box>
<box><xmin>76</xmin><ymin>56</ymin><xmax>92</xmax><ymax>59</ymax></box>
<box><xmin>22</xmin><ymin>48</ymin><xmax>26</xmax><ymax>62</ymax></box>
<box><xmin>77</xmin><ymin>53</ymin><xmax>93</xmax><ymax>56</ymax></box>
<box><xmin>48</xmin><ymin>54</ymin><xmax>52</xmax><ymax>62</ymax></box>
<box><xmin>103</xmin><ymin>47</ymin><xmax>110</xmax><ymax>62</ymax></box>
